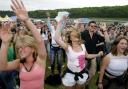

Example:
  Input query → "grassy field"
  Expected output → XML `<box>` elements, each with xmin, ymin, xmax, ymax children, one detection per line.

<box><xmin>44</xmin><ymin>59</ymin><xmax>98</xmax><ymax>89</ymax></box>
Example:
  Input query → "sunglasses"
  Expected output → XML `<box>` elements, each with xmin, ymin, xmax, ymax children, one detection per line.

<box><xmin>90</xmin><ymin>25</ymin><xmax>97</xmax><ymax>28</ymax></box>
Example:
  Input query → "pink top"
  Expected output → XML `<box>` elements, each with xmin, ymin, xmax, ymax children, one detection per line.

<box><xmin>19</xmin><ymin>63</ymin><xmax>45</xmax><ymax>89</ymax></box>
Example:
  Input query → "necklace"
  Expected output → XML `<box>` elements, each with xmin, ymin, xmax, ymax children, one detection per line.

<box><xmin>23</xmin><ymin>63</ymin><xmax>34</xmax><ymax>72</ymax></box>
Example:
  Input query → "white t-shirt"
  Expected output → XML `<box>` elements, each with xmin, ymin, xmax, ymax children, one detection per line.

<box><xmin>50</xmin><ymin>26</ymin><xmax>59</xmax><ymax>47</ymax></box>
<box><xmin>42</xmin><ymin>30</ymin><xmax>48</xmax><ymax>40</ymax></box>
<box><xmin>66</xmin><ymin>44</ymin><xmax>87</xmax><ymax>72</ymax></box>
<box><xmin>106</xmin><ymin>53</ymin><xmax>128</xmax><ymax>76</ymax></box>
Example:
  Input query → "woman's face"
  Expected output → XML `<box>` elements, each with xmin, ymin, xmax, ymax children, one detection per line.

<box><xmin>18</xmin><ymin>45</ymin><xmax>34</xmax><ymax>59</ymax></box>
<box><xmin>70</xmin><ymin>31</ymin><xmax>79</xmax><ymax>42</ymax></box>
<box><xmin>117</xmin><ymin>39</ymin><xmax>128</xmax><ymax>54</ymax></box>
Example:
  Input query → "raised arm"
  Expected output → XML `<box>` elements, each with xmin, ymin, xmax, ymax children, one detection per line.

<box><xmin>46</xmin><ymin>16</ymin><xmax>52</xmax><ymax>32</ymax></box>
<box><xmin>11</xmin><ymin>0</ymin><xmax>47</xmax><ymax>60</ymax></box>
<box><xmin>99</xmin><ymin>22</ymin><xmax>110</xmax><ymax>43</ymax></box>
<box><xmin>0</xmin><ymin>22</ymin><xmax>20</xmax><ymax>71</ymax></box>
<box><xmin>54</xmin><ymin>16</ymin><xmax>68</xmax><ymax>51</ymax></box>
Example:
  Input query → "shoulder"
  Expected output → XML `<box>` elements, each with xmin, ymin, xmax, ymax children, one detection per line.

<box><xmin>103</xmin><ymin>53</ymin><xmax>111</xmax><ymax>63</ymax></box>
<box><xmin>36</xmin><ymin>56</ymin><xmax>46</xmax><ymax>68</ymax></box>
<box><xmin>81</xmin><ymin>30</ymin><xmax>88</xmax><ymax>35</ymax></box>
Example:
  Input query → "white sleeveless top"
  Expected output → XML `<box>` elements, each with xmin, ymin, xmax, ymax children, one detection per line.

<box><xmin>106</xmin><ymin>53</ymin><xmax>128</xmax><ymax>76</ymax></box>
<box><xmin>66</xmin><ymin>44</ymin><xmax>87</xmax><ymax>72</ymax></box>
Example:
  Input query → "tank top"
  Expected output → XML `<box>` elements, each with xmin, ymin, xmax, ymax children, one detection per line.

<box><xmin>19</xmin><ymin>63</ymin><xmax>45</xmax><ymax>89</ymax></box>
<box><xmin>106</xmin><ymin>53</ymin><xmax>128</xmax><ymax>76</ymax></box>
<box><xmin>66</xmin><ymin>44</ymin><xmax>87</xmax><ymax>72</ymax></box>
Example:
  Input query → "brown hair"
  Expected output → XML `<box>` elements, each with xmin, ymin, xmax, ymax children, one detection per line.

<box><xmin>110</xmin><ymin>36</ymin><xmax>128</xmax><ymax>56</ymax></box>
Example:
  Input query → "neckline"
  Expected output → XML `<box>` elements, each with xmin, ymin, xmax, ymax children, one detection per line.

<box><xmin>70</xmin><ymin>44</ymin><xmax>84</xmax><ymax>53</ymax></box>
<box><xmin>23</xmin><ymin>63</ymin><xmax>35</xmax><ymax>72</ymax></box>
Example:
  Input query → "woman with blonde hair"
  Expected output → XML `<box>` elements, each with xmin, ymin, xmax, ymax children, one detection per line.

<box><xmin>55</xmin><ymin>16</ymin><xmax>103</xmax><ymax>89</ymax></box>
<box><xmin>0</xmin><ymin>0</ymin><xmax>47</xmax><ymax>89</ymax></box>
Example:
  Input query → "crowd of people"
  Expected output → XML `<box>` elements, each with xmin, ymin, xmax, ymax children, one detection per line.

<box><xmin>0</xmin><ymin>0</ymin><xmax>128</xmax><ymax>89</ymax></box>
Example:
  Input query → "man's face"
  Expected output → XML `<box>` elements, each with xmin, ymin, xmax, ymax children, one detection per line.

<box><xmin>88</xmin><ymin>23</ymin><xmax>97</xmax><ymax>32</ymax></box>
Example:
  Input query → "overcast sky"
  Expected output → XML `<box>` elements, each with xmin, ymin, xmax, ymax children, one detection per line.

<box><xmin>0</xmin><ymin>0</ymin><xmax>128</xmax><ymax>11</ymax></box>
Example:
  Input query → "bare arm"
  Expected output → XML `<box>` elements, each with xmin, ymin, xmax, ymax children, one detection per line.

<box><xmin>85</xmin><ymin>51</ymin><xmax>103</xmax><ymax>59</ymax></box>
<box><xmin>98</xmin><ymin>55</ymin><xmax>110</xmax><ymax>89</ymax></box>
<box><xmin>0</xmin><ymin>23</ymin><xmax>19</xmax><ymax>71</ymax></box>
<box><xmin>11</xmin><ymin>0</ymin><xmax>47</xmax><ymax>60</ymax></box>
<box><xmin>54</xmin><ymin>17</ymin><xmax>68</xmax><ymax>51</ymax></box>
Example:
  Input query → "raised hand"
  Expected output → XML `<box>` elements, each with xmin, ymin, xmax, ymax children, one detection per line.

<box><xmin>0</xmin><ymin>22</ymin><xmax>13</xmax><ymax>43</ymax></box>
<box><xmin>46</xmin><ymin>12</ymin><xmax>50</xmax><ymax>17</ymax></box>
<box><xmin>99</xmin><ymin>22</ymin><xmax>107</xmax><ymax>32</ymax></box>
<box><xmin>11</xmin><ymin>0</ymin><xmax>29</xmax><ymax>22</ymax></box>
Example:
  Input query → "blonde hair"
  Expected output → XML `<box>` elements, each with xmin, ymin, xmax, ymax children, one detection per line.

<box><xmin>65</xmin><ymin>27</ymin><xmax>82</xmax><ymax>46</ymax></box>
<box><xmin>15</xmin><ymin>35</ymin><xmax>38</xmax><ymax>59</ymax></box>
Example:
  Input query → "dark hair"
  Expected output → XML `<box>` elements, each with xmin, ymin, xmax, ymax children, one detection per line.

<box><xmin>110</xmin><ymin>36</ymin><xmax>128</xmax><ymax>56</ymax></box>
<box><xmin>88</xmin><ymin>21</ymin><xmax>96</xmax><ymax>26</ymax></box>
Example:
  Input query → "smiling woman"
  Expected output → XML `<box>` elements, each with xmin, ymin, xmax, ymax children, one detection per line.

<box><xmin>98</xmin><ymin>36</ymin><xmax>128</xmax><ymax>89</ymax></box>
<box><xmin>0</xmin><ymin>0</ymin><xmax>47</xmax><ymax>89</ymax></box>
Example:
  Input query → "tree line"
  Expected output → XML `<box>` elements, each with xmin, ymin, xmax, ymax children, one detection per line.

<box><xmin>0</xmin><ymin>5</ymin><xmax>128</xmax><ymax>18</ymax></box>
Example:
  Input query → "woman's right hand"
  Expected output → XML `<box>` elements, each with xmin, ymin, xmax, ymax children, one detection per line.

<box><xmin>0</xmin><ymin>22</ymin><xmax>13</xmax><ymax>44</ymax></box>
<box><xmin>98</xmin><ymin>83</ymin><xmax>103</xmax><ymax>89</ymax></box>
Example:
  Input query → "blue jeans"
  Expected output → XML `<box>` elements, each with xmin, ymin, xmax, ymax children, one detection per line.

<box><xmin>50</xmin><ymin>46</ymin><xmax>63</xmax><ymax>74</ymax></box>
<box><xmin>0</xmin><ymin>71</ymin><xmax>16</xmax><ymax>89</ymax></box>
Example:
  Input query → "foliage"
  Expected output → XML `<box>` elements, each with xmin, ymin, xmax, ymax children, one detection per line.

<box><xmin>0</xmin><ymin>5</ymin><xmax>128</xmax><ymax>18</ymax></box>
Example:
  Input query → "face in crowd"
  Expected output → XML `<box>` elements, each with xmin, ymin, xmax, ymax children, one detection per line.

<box><xmin>88</xmin><ymin>21</ymin><xmax>97</xmax><ymax>32</ymax></box>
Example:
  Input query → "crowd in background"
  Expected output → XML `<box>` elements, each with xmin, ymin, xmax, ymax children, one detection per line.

<box><xmin>0</xmin><ymin>0</ymin><xmax>128</xmax><ymax>89</ymax></box>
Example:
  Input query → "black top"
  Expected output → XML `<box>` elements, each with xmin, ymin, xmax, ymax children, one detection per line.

<box><xmin>81</xmin><ymin>30</ymin><xmax>105</xmax><ymax>54</ymax></box>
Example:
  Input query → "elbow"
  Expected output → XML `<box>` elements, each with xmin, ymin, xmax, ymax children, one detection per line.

<box><xmin>0</xmin><ymin>64</ymin><xmax>7</xmax><ymax>71</ymax></box>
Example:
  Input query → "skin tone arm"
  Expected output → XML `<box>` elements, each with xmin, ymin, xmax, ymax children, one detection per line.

<box><xmin>85</xmin><ymin>50</ymin><xmax>103</xmax><ymax>59</ymax></box>
<box><xmin>0</xmin><ymin>22</ymin><xmax>20</xmax><ymax>71</ymax></box>
<box><xmin>54</xmin><ymin>16</ymin><xmax>68</xmax><ymax>51</ymax></box>
<box><xmin>99</xmin><ymin>22</ymin><xmax>110</xmax><ymax>43</ymax></box>
<box><xmin>98</xmin><ymin>54</ymin><xmax>110</xmax><ymax>89</ymax></box>
<box><xmin>11</xmin><ymin>0</ymin><xmax>47</xmax><ymax>60</ymax></box>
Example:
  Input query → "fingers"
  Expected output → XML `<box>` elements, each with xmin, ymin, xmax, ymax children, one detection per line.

<box><xmin>11</xmin><ymin>0</ymin><xmax>19</xmax><ymax>9</ymax></box>
<box><xmin>11</xmin><ymin>5</ymin><xmax>16</xmax><ymax>13</ymax></box>
<box><xmin>15</xmin><ymin>0</ymin><xmax>22</xmax><ymax>9</ymax></box>
<box><xmin>11</xmin><ymin>0</ymin><xmax>25</xmax><ymax>11</ymax></box>
<box><xmin>1</xmin><ymin>22</ymin><xmax>12</xmax><ymax>32</ymax></box>
<box><xmin>20</xmin><ymin>0</ymin><xmax>26</xmax><ymax>10</ymax></box>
